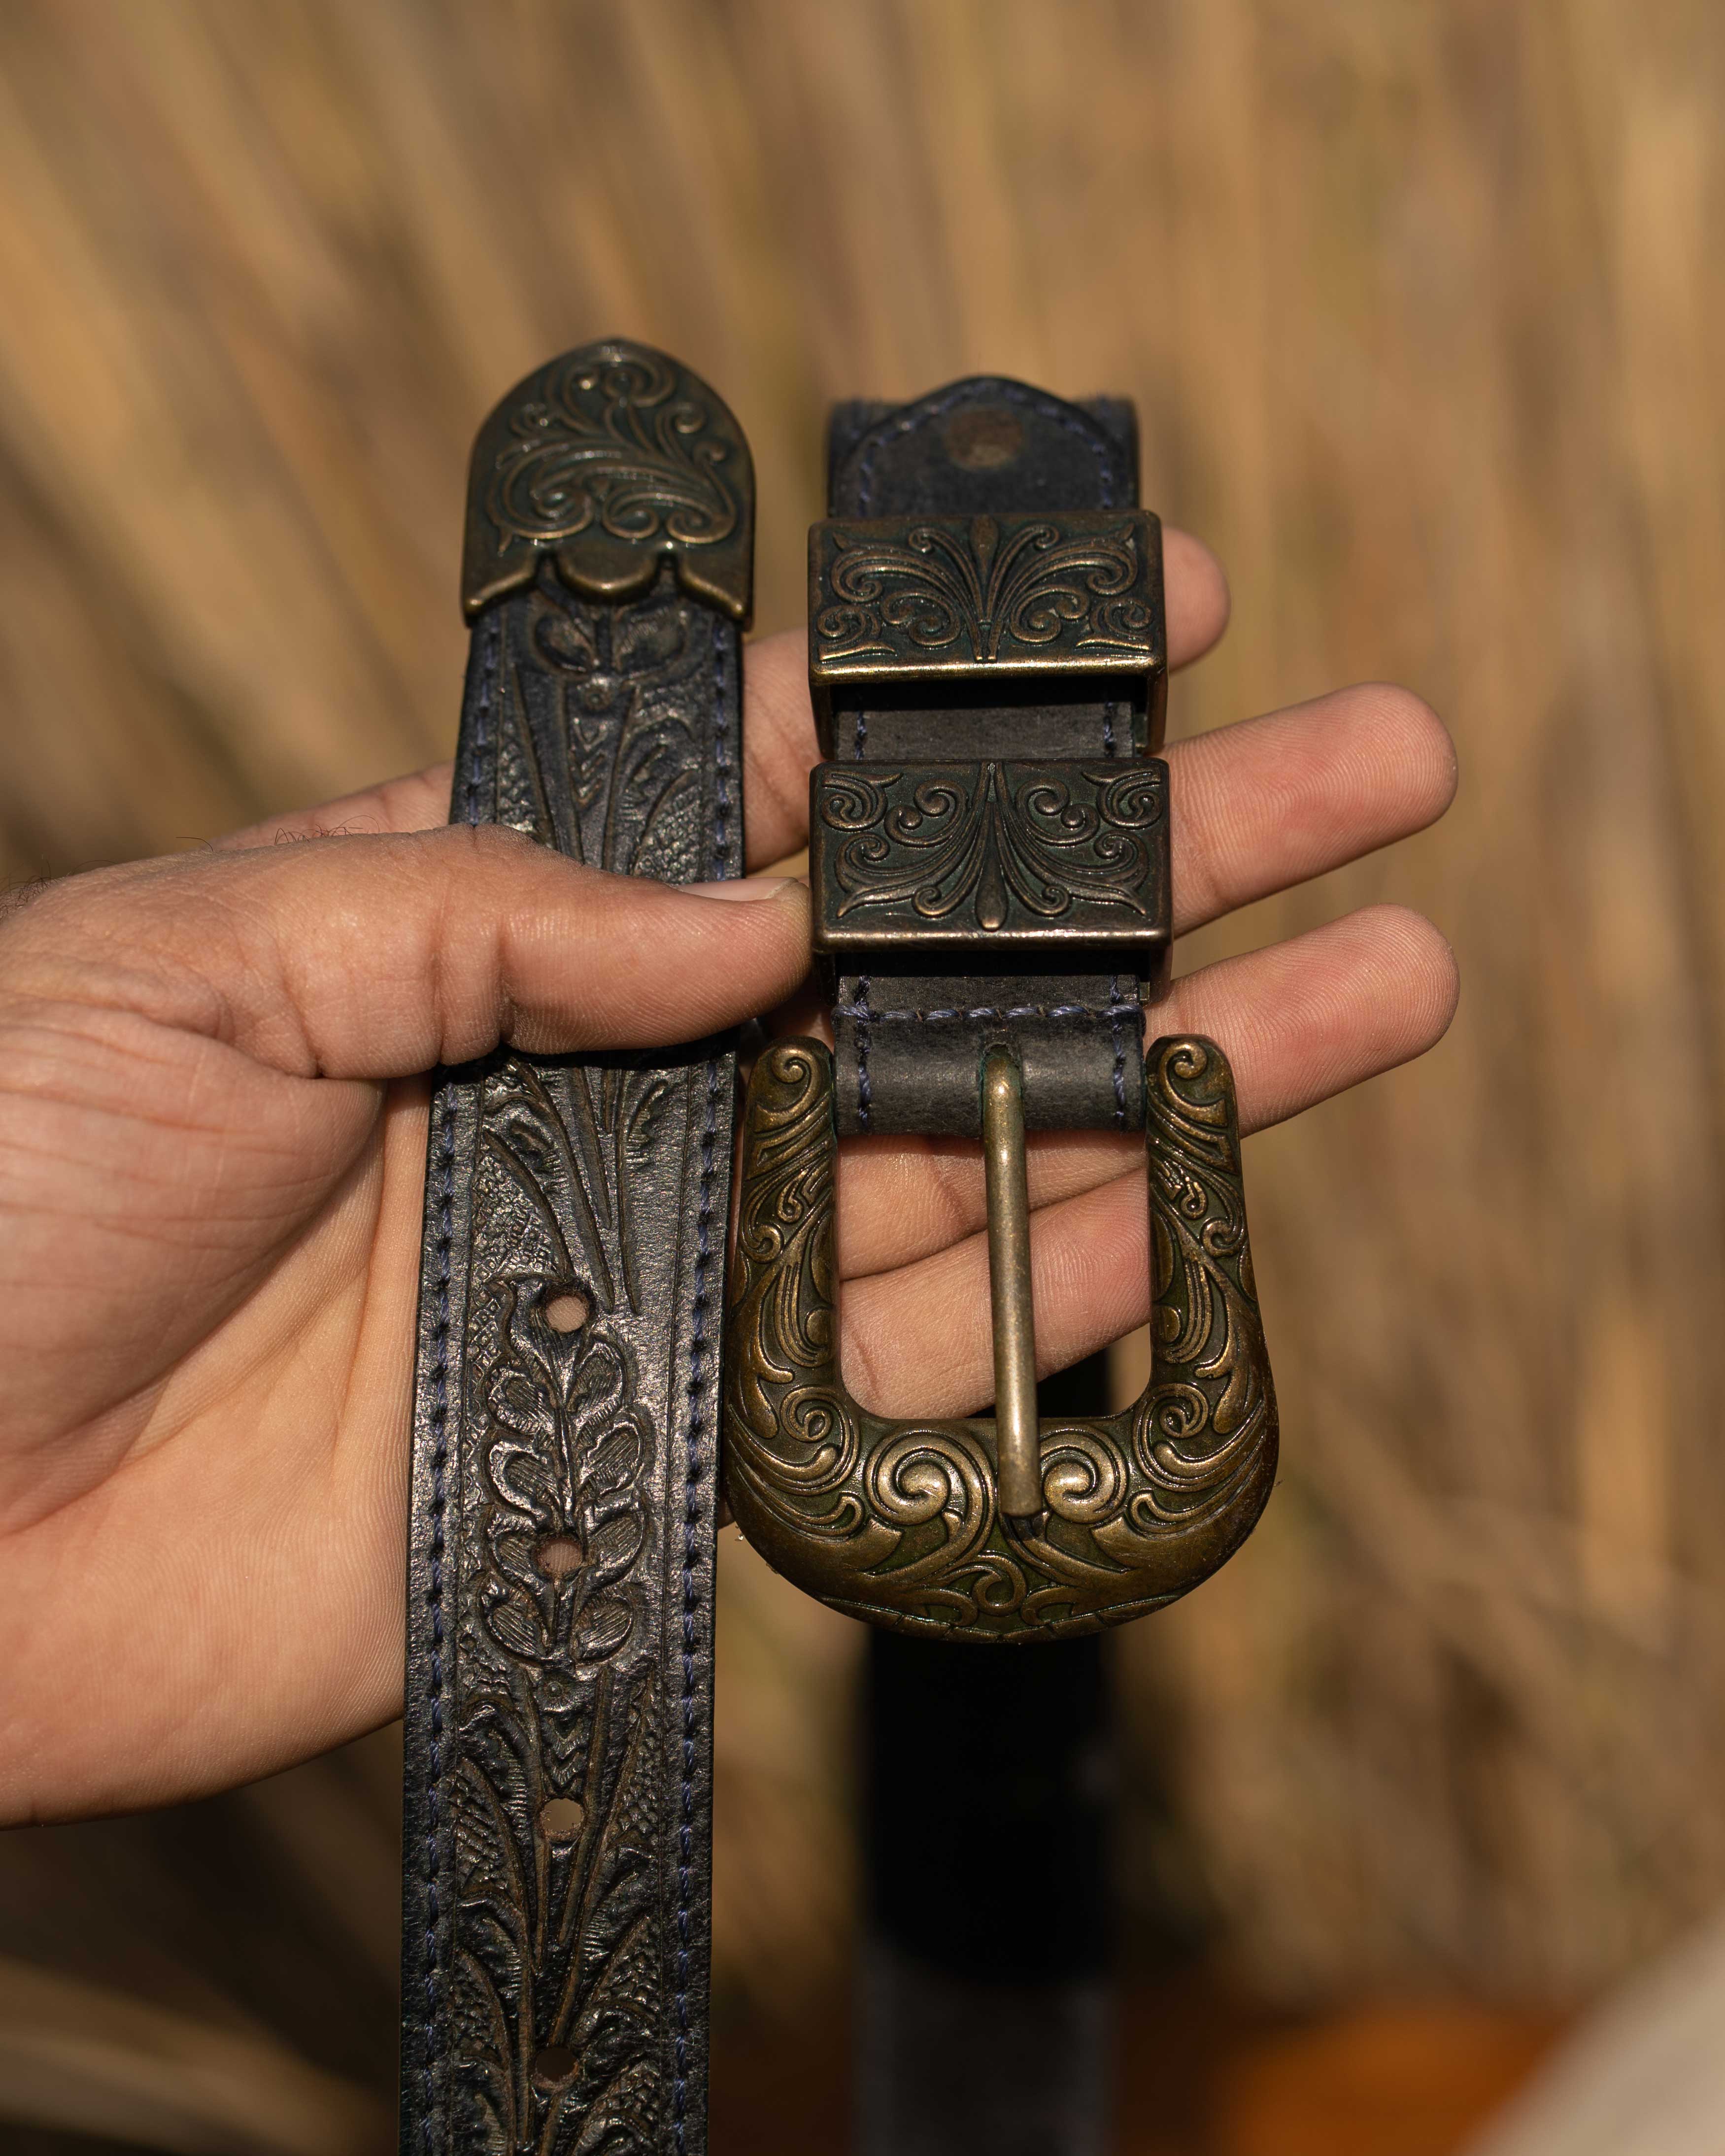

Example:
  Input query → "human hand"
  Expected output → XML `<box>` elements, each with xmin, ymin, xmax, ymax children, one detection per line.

<box><xmin>0</xmin><ymin>528</ymin><xmax>1455</xmax><ymax>1821</ymax></box>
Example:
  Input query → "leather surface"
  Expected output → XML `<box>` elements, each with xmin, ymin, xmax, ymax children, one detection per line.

<box><xmin>823</xmin><ymin>376</ymin><xmax>1163</xmax><ymax>1136</ymax></box>
<box><xmin>402</xmin><ymin>341</ymin><xmax>748</xmax><ymax>2156</ymax></box>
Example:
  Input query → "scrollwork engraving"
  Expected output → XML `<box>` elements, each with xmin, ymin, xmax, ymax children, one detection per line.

<box><xmin>723</xmin><ymin>1036</ymin><xmax>1278</xmax><ymax>1639</ymax></box>
<box><xmin>812</xmin><ymin>511</ymin><xmax>1154</xmax><ymax>671</ymax></box>
<box><xmin>464</xmin><ymin>339</ymin><xmax>753</xmax><ymax>621</ymax></box>
<box><xmin>815</xmin><ymin>759</ymin><xmax>1164</xmax><ymax>934</ymax></box>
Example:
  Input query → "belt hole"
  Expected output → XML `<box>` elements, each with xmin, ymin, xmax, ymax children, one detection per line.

<box><xmin>532</xmin><ymin>2044</ymin><xmax>578</xmax><ymax>2091</ymax></box>
<box><xmin>540</xmin><ymin>1797</ymin><xmax>585</xmax><ymax>1841</ymax></box>
<box><xmin>535</xmin><ymin>1537</ymin><xmax>583</xmax><ymax>1579</ymax></box>
<box><xmin>544</xmin><ymin>1290</ymin><xmax>588</xmax><ymax>1333</ymax></box>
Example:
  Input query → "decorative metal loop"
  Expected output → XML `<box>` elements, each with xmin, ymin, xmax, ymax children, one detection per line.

<box><xmin>722</xmin><ymin>1035</ymin><xmax>1278</xmax><ymax>1640</ymax></box>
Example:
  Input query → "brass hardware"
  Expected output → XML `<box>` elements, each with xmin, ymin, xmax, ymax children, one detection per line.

<box><xmin>808</xmin><ymin>510</ymin><xmax>1165</xmax><ymax>749</ymax></box>
<box><xmin>809</xmin><ymin>757</ymin><xmax>1170</xmax><ymax>964</ymax></box>
<box><xmin>463</xmin><ymin>339</ymin><xmax>754</xmax><ymax>623</ymax></box>
<box><xmin>981</xmin><ymin>1050</ymin><xmax>1042</xmax><ymax>1517</ymax></box>
<box><xmin>722</xmin><ymin>1035</ymin><xmax>1278</xmax><ymax>1640</ymax></box>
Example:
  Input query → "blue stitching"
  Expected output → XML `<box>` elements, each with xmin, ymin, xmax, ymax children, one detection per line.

<box><xmin>835</xmin><ymin>997</ymin><xmax>1139</xmax><ymax>1025</ymax></box>
<box><xmin>671</xmin><ymin>616</ymin><xmax>733</xmax><ymax>2149</ymax></box>
<box><xmin>422</xmin><ymin>624</ymin><xmax>499</xmax><ymax>2128</ymax></box>
<box><xmin>855</xmin><ymin>975</ymin><xmax>873</xmax><ymax>1130</ymax></box>
<box><xmin>420</xmin><ymin>613</ymin><xmax>498</xmax><ymax>2136</ymax></box>
<box><xmin>419</xmin><ymin>1089</ymin><xmax>455</xmax><ymax>2142</ymax></box>
<box><xmin>675</xmin><ymin>1053</ymin><xmax>720</xmax><ymax>2152</ymax></box>
<box><xmin>461</xmin><ymin>618</ymin><xmax>499</xmax><ymax>827</ymax></box>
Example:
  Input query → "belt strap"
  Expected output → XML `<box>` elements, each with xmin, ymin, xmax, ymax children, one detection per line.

<box><xmin>400</xmin><ymin>340</ymin><xmax>752</xmax><ymax>2156</ymax></box>
<box><xmin>820</xmin><ymin>382</ymin><xmax>1163</xmax><ymax>1138</ymax></box>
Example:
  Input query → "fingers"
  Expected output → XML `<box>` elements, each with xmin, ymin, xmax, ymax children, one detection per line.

<box><xmin>219</xmin><ymin>674</ymin><xmax>1454</xmax><ymax>975</ymax></box>
<box><xmin>840</xmin><ymin>908</ymin><xmax>1457</xmax><ymax>1418</ymax></box>
<box><xmin>739</xmin><ymin>632</ymin><xmax>819</xmax><ymax>869</ymax></box>
<box><xmin>739</xmin><ymin>524</ymin><xmax>1233</xmax><ymax>866</ymax></box>
<box><xmin>0</xmin><ymin>829</ymin><xmax>810</xmax><ymax>1081</ymax></box>
<box><xmin>1169</xmin><ymin>683</ymin><xmax>1456</xmax><ymax>935</ymax></box>
<box><xmin>843</xmin><ymin>1166</ymin><xmax>1150</xmax><ymax>1420</ymax></box>
<box><xmin>210</xmin><ymin>527</ymin><xmax>1231</xmax><ymax>869</ymax></box>
<box><xmin>1161</xmin><ymin>526</ymin><xmax>1231</xmax><ymax>666</ymax></box>
<box><xmin>834</xmin><ymin>903</ymin><xmax>1459</xmax><ymax>1281</ymax></box>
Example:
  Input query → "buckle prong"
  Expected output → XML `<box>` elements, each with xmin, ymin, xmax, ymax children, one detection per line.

<box><xmin>981</xmin><ymin>1047</ymin><xmax>1042</xmax><ymax>1517</ymax></box>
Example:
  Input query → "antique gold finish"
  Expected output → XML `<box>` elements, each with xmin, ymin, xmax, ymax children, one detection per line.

<box><xmin>981</xmin><ymin>1049</ymin><xmax>1042</xmax><ymax>1517</ymax></box>
<box><xmin>463</xmin><ymin>338</ymin><xmax>754</xmax><ymax>622</ymax></box>
<box><xmin>722</xmin><ymin>1035</ymin><xmax>1279</xmax><ymax>1640</ymax></box>
<box><xmin>809</xmin><ymin>757</ymin><xmax>1170</xmax><ymax>964</ymax></box>
<box><xmin>808</xmin><ymin>509</ymin><xmax>1165</xmax><ymax>738</ymax></box>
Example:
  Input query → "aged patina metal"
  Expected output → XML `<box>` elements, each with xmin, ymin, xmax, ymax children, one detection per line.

<box><xmin>724</xmin><ymin>1032</ymin><xmax>1276</xmax><ymax>1639</ymax></box>
<box><xmin>809</xmin><ymin>757</ymin><xmax>1170</xmax><ymax>967</ymax></box>
<box><xmin>461</xmin><ymin>340</ymin><xmax>753</xmax><ymax>622</ymax></box>
<box><xmin>725</xmin><ymin>372</ymin><xmax>1278</xmax><ymax>1646</ymax></box>
<box><xmin>980</xmin><ymin>1048</ymin><xmax>1042</xmax><ymax>1518</ymax></box>
<box><xmin>808</xmin><ymin>508</ymin><xmax>1166</xmax><ymax>750</ymax></box>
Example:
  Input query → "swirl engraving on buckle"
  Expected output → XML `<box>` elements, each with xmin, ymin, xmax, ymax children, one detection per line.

<box><xmin>722</xmin><ymin>1034</ymin><xmax>1278</xmax><ymax>1640</ymax></box>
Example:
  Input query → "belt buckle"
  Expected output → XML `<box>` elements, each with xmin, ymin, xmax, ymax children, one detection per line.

<box><xmin>723</xmin><ymin>505</ymin><xmax>1279</xmax><ymax>1640</ymax></box>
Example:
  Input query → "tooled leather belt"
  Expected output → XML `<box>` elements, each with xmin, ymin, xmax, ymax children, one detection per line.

<box><xmin>401</xmin><ymin>343</ymin><xmax>1278</xmax><ymax>2153</ymax></box>
<box><xmin>400</xmin><ymin>340</ymin><xmax>749</xmax><ymax>2156</ymax></box>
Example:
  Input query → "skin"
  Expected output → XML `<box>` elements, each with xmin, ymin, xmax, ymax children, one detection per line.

<box><xmin>0</xmin><ymin>530</ymin><xmax>1457</xmax><ymax>1823</ymax></box>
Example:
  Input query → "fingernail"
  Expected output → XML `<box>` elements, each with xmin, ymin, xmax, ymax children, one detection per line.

<box><xmin>687</xmin><ymin>875</ymin><xmax>797</xmax><ymax>903</ymax></box>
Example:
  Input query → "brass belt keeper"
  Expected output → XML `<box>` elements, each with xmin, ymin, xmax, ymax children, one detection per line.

<box><xmin>723</xmin><ymin>372</ymin><xmax>1278</xmax><ymax>1642</ymax></box>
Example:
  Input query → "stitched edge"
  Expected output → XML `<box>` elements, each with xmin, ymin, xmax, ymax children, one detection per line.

<box><xmin>834</xmin><ymin>997</ymin><xmax>1140</xmax><ymax>1024</ymax></box>
<box><xmin>418</xmin><ymin>610</ymin><xmax>500</xmax><ymax>2146</ymax></box>
<box><xmin>1108</xmin><ymin>973</ymin><xmax>1128</xmax><ymax>1131</ymax></box>
<box><xmin>671</xmin><ymin>615</ymin><xmax>734</xmax><ymax>2148</ymax></box>
<box><xmin>419</xmin><ymin>1086</ymin><xmax>455</xmax><ymax>2150</ymax></box>
<box><xmin>854</xmin><ymin>975</ymin><xmax>872</xmax><ymax>1130</ymax></box>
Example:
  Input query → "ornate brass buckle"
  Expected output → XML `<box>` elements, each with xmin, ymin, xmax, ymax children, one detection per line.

<box><xmin>723</xmin><ymin>497</ymin><xmax>1277</xmax><ymax>1640</ymax></box>
<box><xmin>722</xmin><ymin>1030</ymin><xmax>1278</xmax><ymax>1640</ymax></box>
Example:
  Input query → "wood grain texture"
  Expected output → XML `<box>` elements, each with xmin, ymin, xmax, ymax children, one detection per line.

<box><xmin>0</xmin><ymin>1</ymin><xmax>1721</xmax><ymax>2081</ymax></box>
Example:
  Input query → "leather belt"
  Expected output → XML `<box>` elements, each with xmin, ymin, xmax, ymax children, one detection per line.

<box><xmin>400</xmin><ymin>348</ymin><xmax>1279</xmax><ymax>2152</ymax></box>
<box><xmin>725</xmin><ymin>375</ymin><xmax>1279</xmax><ymax>1642</ymax></box>
<box><xmin>400</xmin><ymin>340</ymin><xmax>750</xmax><ymax>2156</ymax></box>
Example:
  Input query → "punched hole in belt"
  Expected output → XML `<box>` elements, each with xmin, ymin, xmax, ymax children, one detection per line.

<box><xmin>543</xmin><ymin>1289</ymin><xmax>588</xmax><ymax>1333</ymax></box>
<box><xmin>531</xmin><ymin>2045</ymin><xmax>578</xmax><ymax>2092</ymax></box>
<box><xmin>535</xmin><ymin>1537</ymin><xmax>584</xmax><ymax>1579</ymax></box>
<box><xmin>539</xmin><ymin>1797</ymin><xmax>585</xmax><ymax>1840</ymax></box>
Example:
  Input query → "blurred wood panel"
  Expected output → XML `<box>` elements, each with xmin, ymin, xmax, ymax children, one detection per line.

<box><xmin>0</xmin><ymin>8</ymin><xmax>1721</xmax><ymax>2118</ymax></box>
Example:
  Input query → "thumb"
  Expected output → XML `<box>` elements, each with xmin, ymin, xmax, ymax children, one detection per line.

<box><xmin>1</xmin><ymin>825</ymin><xmax>810</xmax><ymax>1078</ymax></box>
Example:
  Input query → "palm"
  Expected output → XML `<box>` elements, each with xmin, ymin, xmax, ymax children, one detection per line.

<box><xmin>0</xmin><ymin>536</ymin><xmax>1456</xmax><ymax>1821</ymax></box>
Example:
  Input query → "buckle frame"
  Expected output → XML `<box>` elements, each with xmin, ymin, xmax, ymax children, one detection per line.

<box><xmin>722</xmin><ymin>1034</ymin><xmax>1278</xmax><ymax>1640</ymax></box>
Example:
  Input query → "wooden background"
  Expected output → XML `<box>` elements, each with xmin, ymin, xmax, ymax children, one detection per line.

<box><xmin>1</xmin><ymin>0</ymin><xmax>1723</xmax><ymax>2148</ymax></box>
